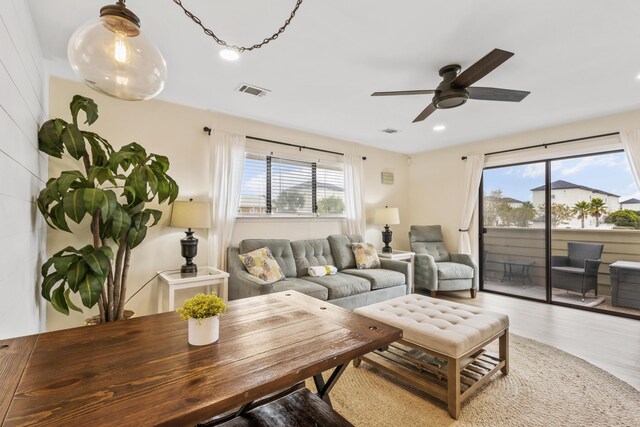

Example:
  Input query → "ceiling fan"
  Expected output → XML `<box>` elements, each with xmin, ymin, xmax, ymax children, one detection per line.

<box><xmin>372</xmin><ymin>48</ymin><xmax>530</xmax><ymax>123</ymax></box>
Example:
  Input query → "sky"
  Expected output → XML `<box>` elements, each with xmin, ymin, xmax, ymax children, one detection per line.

<box><xmin>483</xmin><ymin>152</ymin><xmax>640</xmax><ymax>203</ymax></box>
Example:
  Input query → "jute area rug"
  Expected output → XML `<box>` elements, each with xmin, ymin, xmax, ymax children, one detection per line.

<box><xmin>307</xmin><ymin>334</ymin><xmax>640</xmax><ymax>426</ymax></box>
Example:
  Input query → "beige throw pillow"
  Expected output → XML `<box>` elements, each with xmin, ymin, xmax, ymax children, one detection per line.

<box><xmin>238</xmin><ymin>247</ymin><xmax>285</xmax><ymax>284</ymax></box>
<box><xmin>351</xmin><ymin>243</ymin><xmax>381</xmax><ymax>269</ymax></box>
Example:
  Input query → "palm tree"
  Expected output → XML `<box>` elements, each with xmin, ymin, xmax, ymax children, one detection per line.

<box><xmin>589</xmin><ymin>198</ymin><xmax>608</xmax><ymax>227</ymax></box>
<box><xmin>573</xmin><ymin>201</ymin><xmax>590</xmax><ymax>229</ymax></box>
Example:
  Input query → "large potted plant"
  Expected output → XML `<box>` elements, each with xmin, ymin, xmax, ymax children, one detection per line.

<box><xmin>38</xmin><ymin>95</ymin><xmax>179</xmax><ymax>322</ymax></box>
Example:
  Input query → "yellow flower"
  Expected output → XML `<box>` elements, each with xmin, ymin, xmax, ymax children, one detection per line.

<box><xmin>177</xmin><ymin>293</ymin><xmax>228</xmax><ymax>321</ymax></box>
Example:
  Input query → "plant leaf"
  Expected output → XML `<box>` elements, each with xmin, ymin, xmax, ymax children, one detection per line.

<box><xmin>51</xmin><ymin>284</ymin><xmax>70</xmax><ymax>315</ymax></box>
<box><xmin>53</xmin><ymin>255</ymin><xmax>78</xmax><ymax>275</ymax></box>
<box><xmin>38</xmin><ymin>119</ymin><xmax>65</xmax><ymax>158</ymax></box>
<box><xmin>167</xmin><ymin>175</ymin><xmax>179</xmax><ymax>204</ymax></box>
<box><xmin>150</xmin><ymin>154</ymin><xmax>169</xmax><ymax>173</ymax></box>
<box><xmin>78</xmin><ymin>273</ymin><xmax>102</xmax><ymax>308</ymax></box>
<box><xmin>101</xmin><ymin>189</ymin><xmax>119</xmax><ymax>222</ymax></box>
<box><xmin>111</xmin><ymin>205</ymin><xmax>131</xmax><ymax>241</ymax></box>
<box><xmin>51</xmin><ymin>202</ymin><xmax>71</xmax><ymax>232</ymax></box>
<box><xmin>88</xmin><ymin>166</ymin><xmax>116</xmax><ymax>185</ymax></box>
<box><xmin>61</xmin><ymin>123</ymin><xmax>86</xmax><ymax>160</ymax></box>
<box><xmin>84</xmin><ymin>249</ymin><xmax>110</xmax><ymax>280</ymax></box>
<box><xmin>41</xmin><ymin>272</ymin><xmax>64</xmax><ymax>301</ymax></box>
<box><xmin>83</xmin><ymin>188</ymin><xmax>106</xmax><ymax>215</ymax></box>
<box><xmin>146</xmin><ymin>209</ymin><xmax>163</xmax><ymax>227</ymax></box>
<box><xmin>57</xmin><ymin>170</ymin><xmax>86</xmax><ymax>194</ymax></box>
<box><xmin>70</xmin><ymin>95</ymin><xmax>98</xmax><ymax>126</ymax></box>
<box><xmin>63</xmin><ymin>189</ymin><xmax>86</xmax><ymax>224</ymax></box>
<box><xmin>67</xmin><ymin>260</ymin><xmax>88</xmax><ymax>292</ymax></box>
<box><xmin>99</xmin><ymin>245</ymin><xmax>114</xmax><ymax>260</ymax></box>
<box><xmin>127</xmin><ymin>226</ymin><xmax>147</xmax><ymax>249</ymax></box>
<box><xmin>64</xmin><ymin>288</ymin><xmax>83</xmax><ymax>313</ymax></box>
<box><xmin>126</xmin><ymin>167</ymin><xmax>149</xmax><ymax>202</ymax></box>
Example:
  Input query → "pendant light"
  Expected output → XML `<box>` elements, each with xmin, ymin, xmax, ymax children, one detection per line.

<box><xmin>67</xmin><ymin>1</ymin><xmax>167</xmax><ymax>101</ymax></box>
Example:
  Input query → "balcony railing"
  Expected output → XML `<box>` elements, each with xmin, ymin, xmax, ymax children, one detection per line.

<box><xmin>483</xmin><ymin>227</ymin><xmax>640</xmax><ymax>295</ymax></box>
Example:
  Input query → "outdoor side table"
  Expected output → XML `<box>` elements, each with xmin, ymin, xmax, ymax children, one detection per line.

<box><xmin>157</xmin><ymin>267</ymin><xmax>229</xmax><ymax>312</ymax></box>
<box><xmin>609</xmin><ymin>261</ymin><xmax>640</xmax><ymax>310</ymax></box>
<box><xmin>495</xmin><ymin>260</ymin><xmax>535</xmax><ymax>288</ymax></box>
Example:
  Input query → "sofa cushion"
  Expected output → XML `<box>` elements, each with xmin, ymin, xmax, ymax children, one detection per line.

<box><xmin>437</xmin><ymin>262</ymin><xmax>474</xmax><ymax>280</ymax></box>
<box><xmin>328</xmin><ymin>234</ymin><xmax>363</xmax><ymax>270</ymax></box>
<box><xmin>239</xmin><ymin>239</ymin><xmax>297</xmax><ymax>278</ymax></box>
<box><xmin>304</xmin><ymin>272</ymin><xmax>371</xmax><ymax>299</ymax></box>
<box><xmin>238</xmin><ymin>247</ymin><xmax>285</xmax><ymax>284</ymax></box>
<box><xmin>271</xmin><ymin>278</ymin><xmax>329</xmax><ymax>301</ymax></box>
<box><xmin>342</xmin><ymin>268</ymin><xmax>405</xmax><ymax>290</ymax></box>
<box><xmin>351</xmin><ymin>243</ymin><xmax>381</xmax><ymax>269</ymax></box>
<box><xmin>291</xmin><ymin>239</ymin><xmax>335</xmax><ymax>277</ymax></box>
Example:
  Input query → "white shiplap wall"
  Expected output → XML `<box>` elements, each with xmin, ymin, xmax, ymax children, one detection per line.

<box><xmin>0</xmin><ymin>0</ymin><xmax>48</xmax><ymax>339</ymax></box>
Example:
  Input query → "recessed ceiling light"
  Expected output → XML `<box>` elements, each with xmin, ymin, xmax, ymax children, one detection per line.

<box><xmin>636</xmin><ymin>73</ymin><xmax>640</xmax><ymax>80</ymax></box>
<box><xmin>220</xmin><ymin>48</ymin><xmax>240</xmax><ymax>61</ymax></box>
<box><xmin>433</xmin><ymin>125</ymin><xmax>446</xmax><ymax>132</ymax></box>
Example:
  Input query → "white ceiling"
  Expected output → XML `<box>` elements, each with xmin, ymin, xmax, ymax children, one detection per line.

<box><xmin>28</xmin><ymin>0</ymin><xmax>640</xmax><ymax>154</ymax></box>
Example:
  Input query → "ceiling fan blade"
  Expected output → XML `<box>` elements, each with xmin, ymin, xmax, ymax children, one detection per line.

<box><xmin>452</xmin><ymin>49</ymin><xmax>514</xmax><ymax>88</ymax></box>
<box><xmin>372</xmin><ymin>90</ymin><xmax>436</xmax><ymax>96</ymax></box>
<box><xmin>468</xmin><ymin>87</ymin><xmax>530</xmax><ymax>102</ymax></box>
<box><xmin>412</xmin><ymin>103</ymin><xmax>437</xmax><ymax>123</ymax></box>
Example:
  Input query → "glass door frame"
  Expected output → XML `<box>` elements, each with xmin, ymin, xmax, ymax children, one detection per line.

<box><xmin>478</xmin><ymin>149</ymin><xmax>640</xmax><ymax>320</ymax></box>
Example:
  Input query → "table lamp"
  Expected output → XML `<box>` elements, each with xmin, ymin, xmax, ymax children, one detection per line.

<box><xmin>170</xmin><ymin>199</ymin><xmax>211</xmax><ymax>276</ymax></box>
<box><xmin>374</xmin><ymin>206</ymin><xmax>400</xmax><ymax>253</ymax></box>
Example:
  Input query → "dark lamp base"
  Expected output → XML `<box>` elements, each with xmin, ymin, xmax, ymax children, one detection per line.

<box><xmin>381</xmin><ymin>225</ymin><xmax>393</xmax><ymax>254</ymax></box>
<box><xmin>181</xmin><ymin>263</ymin><xmax>197</xmax><ymax>277</ymax></box>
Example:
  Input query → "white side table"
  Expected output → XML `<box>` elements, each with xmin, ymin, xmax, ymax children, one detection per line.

<box><xmin>377</xmin><ymin>250</ymin><xmax>416</xmax><ymax>293</ymax></box>
<box><xmin>157</xmin><ymin>267</ymin><xmax>229</xmax><ymax>312</ymax></box>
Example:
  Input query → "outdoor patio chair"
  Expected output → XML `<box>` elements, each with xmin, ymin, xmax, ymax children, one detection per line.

<box><xmin>551</xmin><ymin>242</ymin><xmax>604</xmax><ymax>301</ymax></box>
<box><xmin>409</xmin><ymin>225</ymin><xmax>478</xmax><ymax>298</ymax></box>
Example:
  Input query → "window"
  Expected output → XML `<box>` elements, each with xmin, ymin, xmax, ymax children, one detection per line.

<box><xmin>239</xmin><ymin>152</ymin><xmax>345</xmax><ymax>216</ymax></box>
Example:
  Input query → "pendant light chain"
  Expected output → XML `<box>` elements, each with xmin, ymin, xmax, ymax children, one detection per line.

<box><xmin>171</xmin><ymin>0</ymin><xmax>304</xmax><ymax>53</ymax></box>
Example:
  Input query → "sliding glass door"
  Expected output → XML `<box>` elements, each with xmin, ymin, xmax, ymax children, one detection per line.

<box><xmin>481</xmin><ymin>162</ymin><xmax>547</xmax><ymax>301</ymax></box>
<box><xmin>480</xmin><ymin>150</ymin><xmax>640</xmax><ymax>319</ymax></box>
<box><xmin>549</xmin><ymin>151</ymin><xmax>640</xmax><ymax>316</ymax></box>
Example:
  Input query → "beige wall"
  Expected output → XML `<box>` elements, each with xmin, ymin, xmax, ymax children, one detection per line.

<box><xmin>47</xmin><ymin>77</ymin><xmax>410</xmax><ymax>331</ymax></box>
<box><xmin>0</xmin><ymin>0</ymin><xmax>48</xmax><ymax>339</ymax></box>
<box><xmin>409</xmin><ymin>108</ymin><xmax>640</xmax><ymax>258</ymax></box>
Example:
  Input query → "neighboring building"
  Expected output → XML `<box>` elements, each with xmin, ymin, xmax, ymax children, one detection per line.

<box><xmin>484</xmin><ymin>195</ymin><xmax>524</xmax><ymax>209</ymax></box>
<box><xmin>620</xmin><ymin>198</ymin><xmax>640</xmax><ymax>211</ymax></box>
<box><xmin>530</xmin><ymin>180</ymin><xmax>620</xmax><ymax>228</ymax></box>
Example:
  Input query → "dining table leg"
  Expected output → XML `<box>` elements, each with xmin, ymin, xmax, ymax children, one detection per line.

<box><xmin>313</xmin><ymin>363</ymin><xmax>348</xmax><ymax>405</ymax></box>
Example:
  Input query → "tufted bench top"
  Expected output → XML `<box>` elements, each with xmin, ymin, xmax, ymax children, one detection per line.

<box><xmin>354</xmin><ymin>294</ymin><xmax>509</xmax><ymax>358</ymax></box>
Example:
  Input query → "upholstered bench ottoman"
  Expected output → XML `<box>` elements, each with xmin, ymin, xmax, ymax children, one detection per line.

<box><xmin>354</xmin><ymin>294</ymin><xmax>509</xmax><ymax>419</ymax></box>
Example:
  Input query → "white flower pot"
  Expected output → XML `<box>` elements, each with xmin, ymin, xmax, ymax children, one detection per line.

<box><xmin>188</xmin><ymin>316</ymin><xmax>219</xmax><ymax>346</ymax></box>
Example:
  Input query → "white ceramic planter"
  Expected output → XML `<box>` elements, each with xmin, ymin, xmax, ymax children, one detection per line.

<box><xmin>188</xmin><ymin>316</ymin><xmax>219</xmax><ymax>346</ymax></box>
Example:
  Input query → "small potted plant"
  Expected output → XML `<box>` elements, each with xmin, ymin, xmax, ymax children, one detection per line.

<box><xmin>177</xmin><ymin>293</ymin><xmax>228</xmax><ymax>345</ymax></box>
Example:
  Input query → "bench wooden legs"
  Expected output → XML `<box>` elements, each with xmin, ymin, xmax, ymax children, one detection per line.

<box><xmin>499</xmin><ymin>328</ymin><xmax>509</xmax><ymax>374</ymax></box>
<box><xmin>447</xmin><ymin>357</ymin><xmax>461</xmax><ymax>419</ymax></box>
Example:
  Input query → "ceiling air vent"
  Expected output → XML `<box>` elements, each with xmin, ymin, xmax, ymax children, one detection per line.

<box><xmin>236</xmin><ymin>83</ymin><xmax>270</xmax><ymax>97</ymax></box>
<box><xmin>381</xmin><ymin>128</ymin><xmax>399</xmax><ymax>134</ymax></box>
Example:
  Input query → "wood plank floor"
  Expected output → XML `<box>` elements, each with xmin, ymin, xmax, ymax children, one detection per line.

<box><xmin>439</xmin><ymin>291</ymin><xmax>640</xmax><ymax>390</ymax></box>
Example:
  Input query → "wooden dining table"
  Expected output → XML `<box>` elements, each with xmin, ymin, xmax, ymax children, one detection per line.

<box><xmin>0</xmin><ymin>291</ymin><xmax>401</xmax><ymax>426</ymax></box>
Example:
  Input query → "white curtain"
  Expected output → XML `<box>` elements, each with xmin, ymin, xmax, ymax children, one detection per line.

<box><xmin>344</xmin><ymin>151</ymin><xmax>366</xmax><ymax>237</ymax></box>
<box><xmin>458</xmin><ymin>154</ymin><xmax>485</xmax><ymax>254</ymax></box>
<box><xmin>620</xmin><ymin>129</ymin><xmax>640</xmax><ymax>192</ymax></box>
<box><xmin>208</xmin><ymin>131</ymin><xmax>245</xmax><ymax>270</ymax></box>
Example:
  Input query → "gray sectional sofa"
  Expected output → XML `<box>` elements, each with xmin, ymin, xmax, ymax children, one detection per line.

<box><xmin>227</xmin><ymin>234</ymin><xmax>410</xmax><ymax>310</ymax></box>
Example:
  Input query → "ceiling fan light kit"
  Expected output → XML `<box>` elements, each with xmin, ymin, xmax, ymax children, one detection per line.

<box><xmin>372</xmin><ymin>48</ymin><xmax>530</xmax><ymax>123</ymax></box>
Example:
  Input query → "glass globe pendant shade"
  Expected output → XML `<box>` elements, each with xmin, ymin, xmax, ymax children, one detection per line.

<box><xmin>67</xmin><ymin>2</ymin><xmax>167</xmax><ymax>101</ymax></box>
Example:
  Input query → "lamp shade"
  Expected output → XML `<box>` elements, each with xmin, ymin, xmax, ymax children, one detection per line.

<box><xmin>170</xmin><ymin>201</ymin><xmax>211</xmax><ymax>229</ymax></box>
<box><xmin>374</xmin><ymin>207</ymin><xmax>400</xmax><ymax>225</ymax></box>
